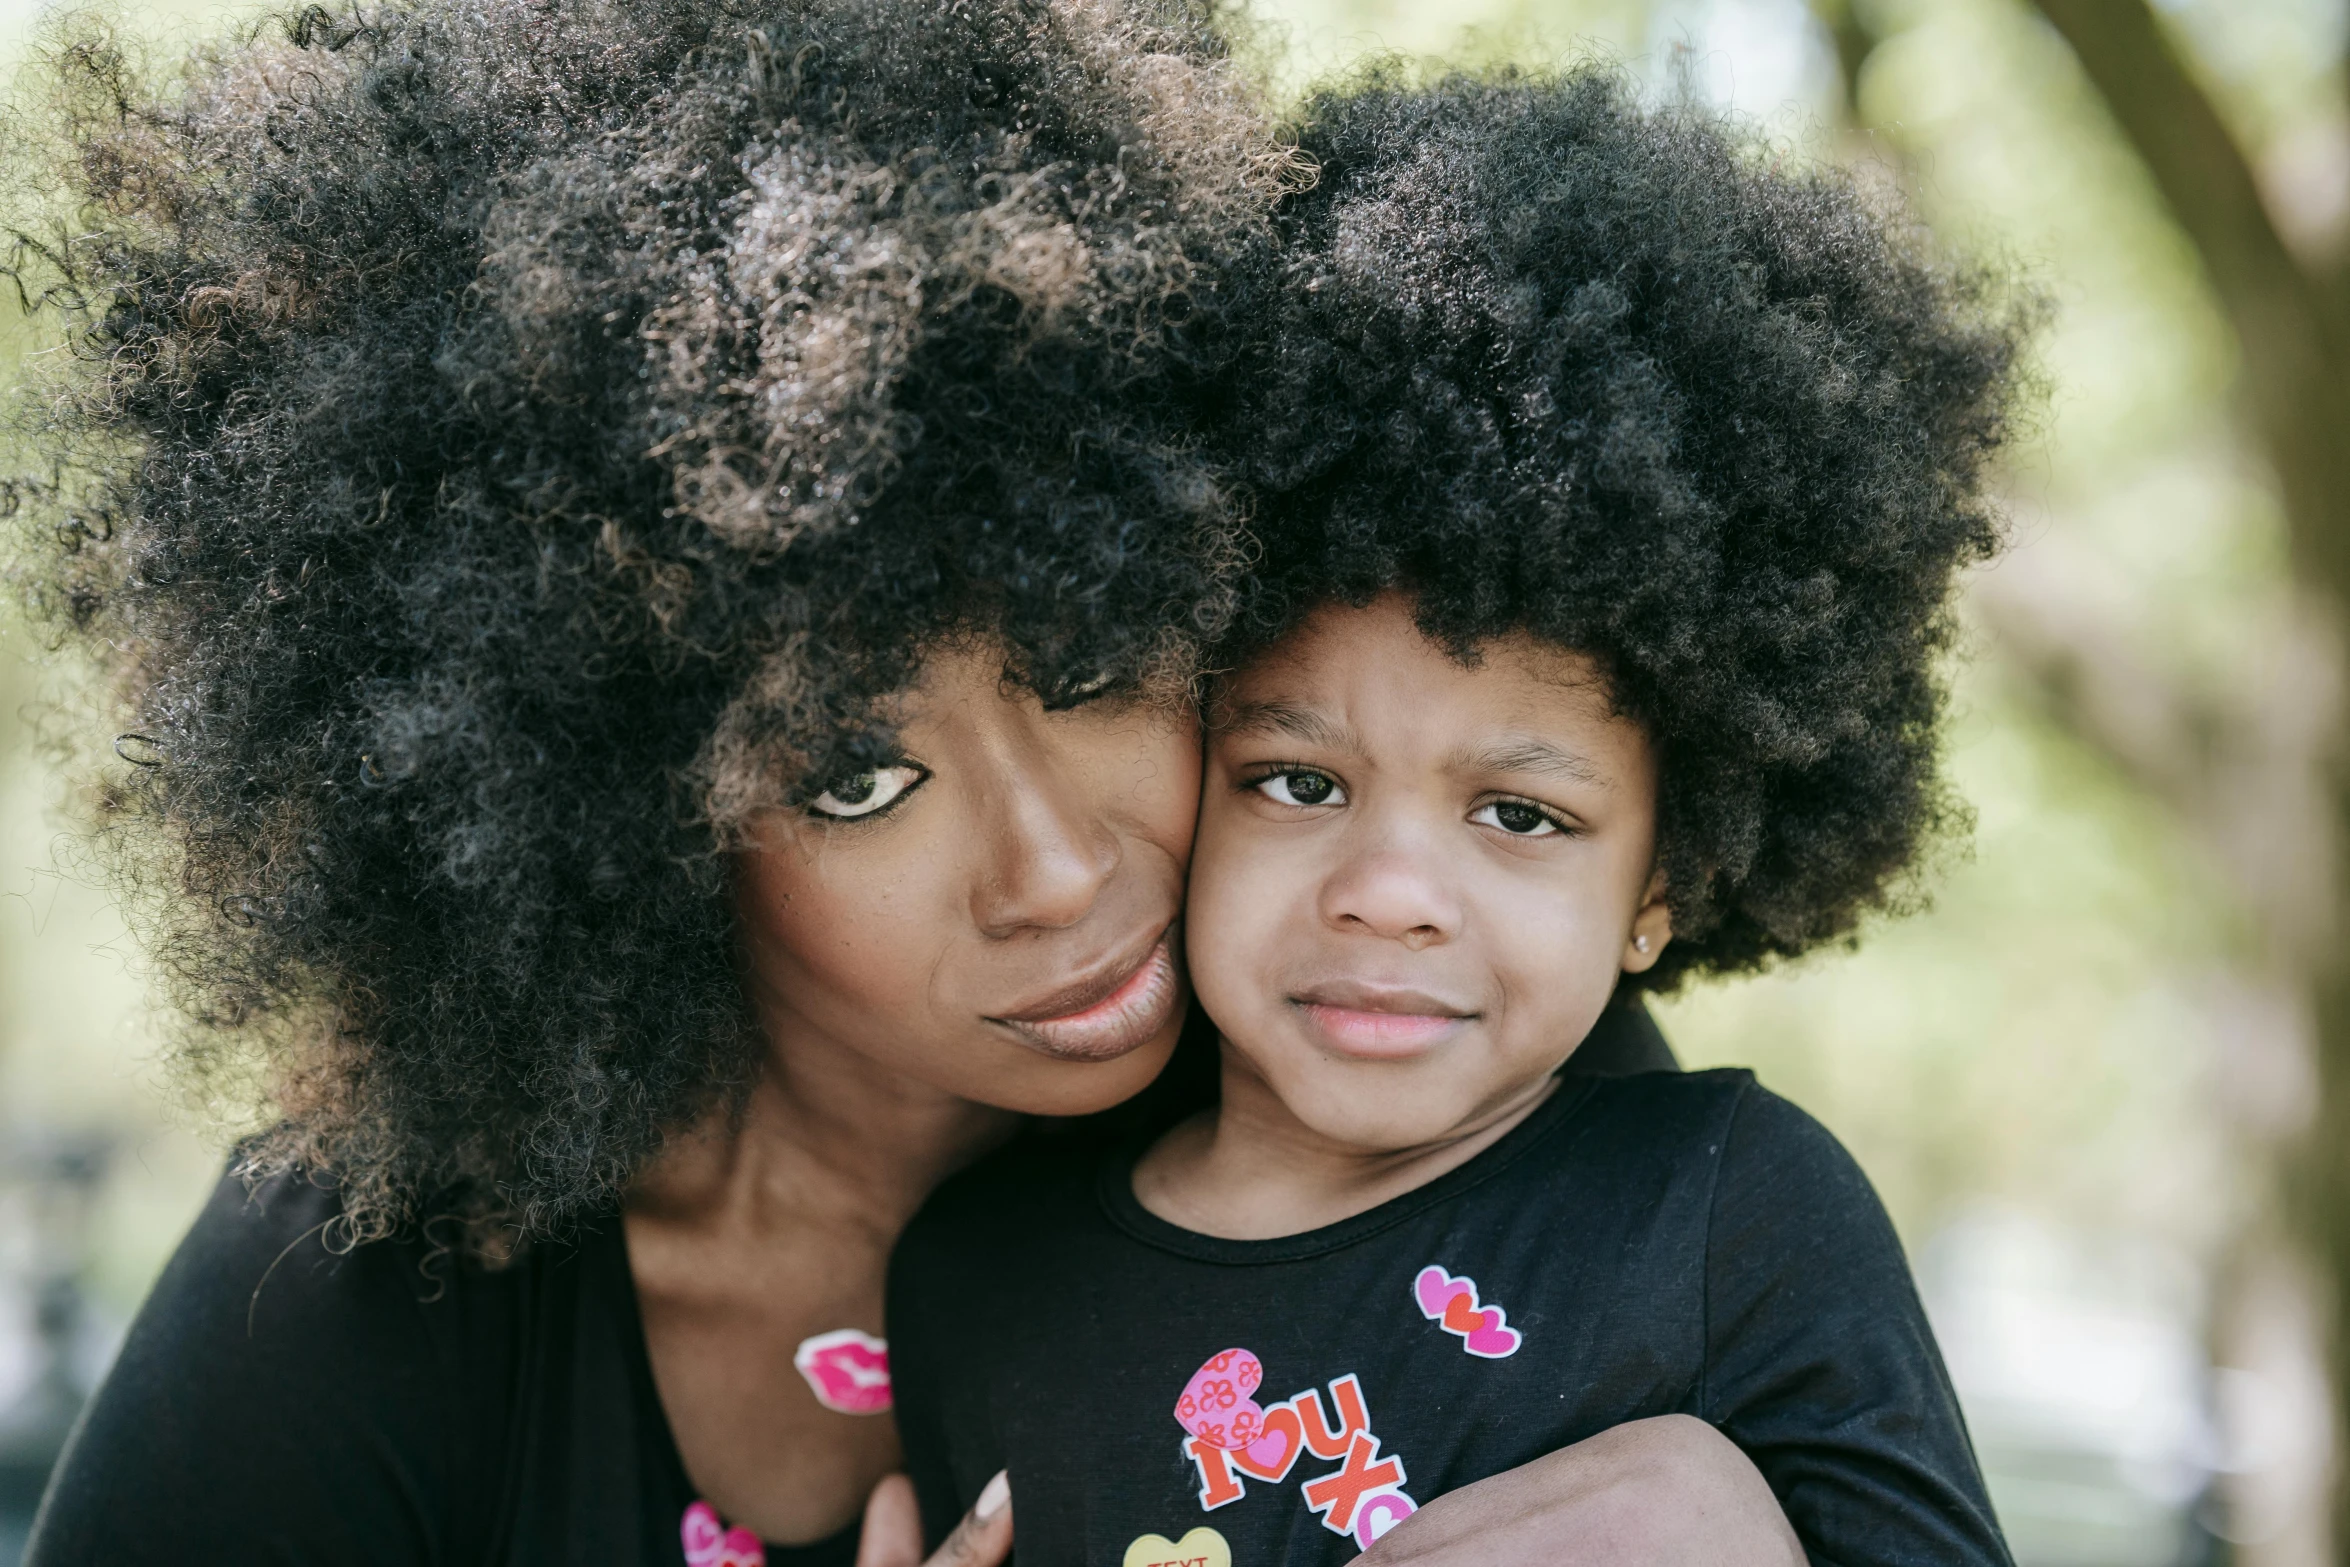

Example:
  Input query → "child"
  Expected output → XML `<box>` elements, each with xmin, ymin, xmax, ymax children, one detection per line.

<box><xmin>888</xmin><ymin>64</ymin><xmax>2023</xmax><ymax>1566</ymax></box>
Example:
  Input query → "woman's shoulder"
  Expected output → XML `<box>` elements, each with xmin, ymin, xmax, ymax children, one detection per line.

<box><xmin>26</xmin><ymin>1164</ymin><xmax>548</xmax><ymax>1564</ymax></box>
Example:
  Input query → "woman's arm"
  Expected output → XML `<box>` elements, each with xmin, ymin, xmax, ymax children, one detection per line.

<box><xmin>1358</xmin><ymin>1416</ymin><xmax>1804</xmax><ymax>1567</ymax></box>
<box><xmin>846</xmin><ymin>1423</ymin><xmax>1798</xmax><ymax>1567</ymax></box>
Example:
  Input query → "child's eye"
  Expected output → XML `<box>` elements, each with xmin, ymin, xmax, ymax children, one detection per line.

<box><xmin>808</xmin><ymin>765</ymin><xmax>928</xmax><ymax>820</ymax></box>
<box><xmin>1472</xmin><ymin>799</ymin><xmax>1565</xmax><ymax>837</ymax></box>
<box><xmin>1252</xmin><ymin>769</ymin><xmax>1345</xmax><ymax>808</ymax></box>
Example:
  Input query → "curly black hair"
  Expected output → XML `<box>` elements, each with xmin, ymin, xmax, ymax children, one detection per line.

<box><xmin>1228</xmin><ymin>64</ymin><xmax>2029</xmax><ymax>988</ymax></box>
<box><xmin>3</xmin><ymin>0</ymin><xmax>1284</xmax><ymax>1239</ymax></box>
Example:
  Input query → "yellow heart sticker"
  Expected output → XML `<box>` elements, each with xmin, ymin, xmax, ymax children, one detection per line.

<box><xmin>1121</xmin><ymin>1526</ymin><xmax>1231</xmax><ymax>1567</ymax></box>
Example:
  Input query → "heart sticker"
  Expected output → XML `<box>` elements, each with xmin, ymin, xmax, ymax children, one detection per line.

<box><xmin>1173</xmin><ymin>1347</ymin><xmax>1269</xmax><ymax>1453</ymax></box>
<box><xmin>1413</xmin><ymin>1265</ymin><xmax>1523</xmax><ymax>1358</ymax></box>
<box><xmin>682</xmin><ymin>1500</ymin><xmax>766</xmax><ymax>1567</ymax></box>
<box><xmin>1122</xmin><ymin>1526</ymin><xmax>1232</xmax><ymax>1567</ymax></box>
<box><xmin>793</xmin><ymin>1328</ymin><xmax>893</xmax><ymax>1414</ymax></box>
<box><xmin>1229</xmin><ymin>1400</ymin><xmax>1303</xmax><ymax>1479</ymax></box>
<box><xmin>1353</xmin><ymin>1488</ymin><xmax>1419</xmax><ymax>1549</ymax></box>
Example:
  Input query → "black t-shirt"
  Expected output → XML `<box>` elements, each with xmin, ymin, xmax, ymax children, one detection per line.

<box><xmin>889</xmin><ymin>1070</ymin><xmax>2010</xmax><ymax>1567</ymax></box>
<box><xmin>24</xmin><ymin>1170</ymin><xmax>861</xmax><ymax>1567</ymax></box>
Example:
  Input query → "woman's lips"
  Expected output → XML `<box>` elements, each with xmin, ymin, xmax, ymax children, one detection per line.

<box><xmin>992</xmin><ymin>932</ymin><xmax>1181</xmax><ymax>1063</ymax></box>
<box><xmin>1291</xmin><ymin>983</ymin><xmax>1475</xmax><ymax>1060</ymax></box>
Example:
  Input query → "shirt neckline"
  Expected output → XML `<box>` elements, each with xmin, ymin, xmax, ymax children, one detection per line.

<box><xmin>1095</xmin><ymin>1072</ymin><xmax>1600</xmax><ymax>1265</ymax></box>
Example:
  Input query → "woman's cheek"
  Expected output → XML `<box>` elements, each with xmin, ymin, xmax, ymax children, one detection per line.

<box><xmin>741</xmin><ymin>832</ymin><xmax>940</xmax><ymax>1027</ymax></box>
<box><xmin>1119</xmin><ymin>712</ymin><xmax>1205</xmax><ymax>872</ymax></box>
<box><xmin>1182</xmin><ymin>803</ymin><xmax>1282</xmax><ymax>1030</ymax></box>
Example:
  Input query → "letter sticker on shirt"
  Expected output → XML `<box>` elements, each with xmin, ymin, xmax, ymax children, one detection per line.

<box><xmin>1413</xmin><ymin>1264</ymin><xmax>1524</xmax><ymax>1358</ymax></box>
<box><xmin>1172</xmin><ymin>1354</ymin><xmax>1416</xmax><ymax>1537</ymax></box>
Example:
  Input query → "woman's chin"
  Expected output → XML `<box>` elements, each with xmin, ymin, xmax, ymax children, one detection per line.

<box><xmin>979</xmin><ymin>1014</ymin><xmax>1187</xmax><ymax>1118</ymax></box>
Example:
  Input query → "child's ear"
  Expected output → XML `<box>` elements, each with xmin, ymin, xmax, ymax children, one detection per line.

<box><xmin>1620</xmin><ymin>869</ymin><xmax>1672</xmax><ymax>975</ymax></box>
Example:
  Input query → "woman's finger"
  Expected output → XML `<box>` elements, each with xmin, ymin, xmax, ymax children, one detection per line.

<box><xmin>853</xmin><ymin>1471</ymin><xmax>1013</xmax><ymax>1567</ymax></box>
<box><xmin>925</xmin><ymin>1471</ymin><xmax>1013</xmax><ymax>1567</ymax></box>
<box><xmin>855</xmin><ymin>1473</ymin><xmax>925</xmax><ymax>1567</ymax></box>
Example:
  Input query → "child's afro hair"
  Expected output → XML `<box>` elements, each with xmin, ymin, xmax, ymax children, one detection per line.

<box><xmin>3</xmin><ymin>0</ymin><xmax>1281</xmax><ymax>1240</ymax></box>
<box><xmin>1230</xmin><ymin>65</ymin><xmax>2029</xmax><ymax>988</ymax></box>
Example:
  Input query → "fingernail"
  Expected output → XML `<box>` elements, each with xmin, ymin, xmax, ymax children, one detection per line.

<box><xmin>975</xmin><ymin>1471</ymin><xmax>1011</xmax><ymax>1522</ymax></box>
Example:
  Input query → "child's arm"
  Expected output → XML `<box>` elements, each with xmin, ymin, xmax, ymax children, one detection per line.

<box><xmin>1355</xmin><ymin>1414</ymin><xmax>1803</xmax><ymax>1566</ymax></box>
<box><xmin>1700</xmin><ymin>1085</ymin><xmax>2012</xmax><ymax>1565</ymax></box>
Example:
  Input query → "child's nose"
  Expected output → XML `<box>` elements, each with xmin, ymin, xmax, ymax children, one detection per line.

<box><xmin>1318</xmin><ymin>833</ymin><xmax>1460</xmax><ymax>949</ymax></box>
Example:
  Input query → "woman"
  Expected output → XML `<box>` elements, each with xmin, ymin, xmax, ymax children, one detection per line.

<box><xmin>4</xmin><ymin>0</ymin><xmax>1796</xmax><ymax>1560</ymax></box>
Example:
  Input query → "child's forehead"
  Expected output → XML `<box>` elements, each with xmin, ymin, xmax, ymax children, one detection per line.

<box><xmin>1219</xmin><ymin>595</ymin><xmax>1612</xmax><ymax>713</ymax></box>
<box><xmin>1211</xmin><ymin>595</ymin><xmax>1631</xmax><ymax>752</ymax></box>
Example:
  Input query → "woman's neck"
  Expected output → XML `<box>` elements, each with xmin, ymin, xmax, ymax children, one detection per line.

<box><xmin>633</xmin><ymin>1022</ymin><xmax>1019</xmax><ymax>1244</ymax></box>
<box><xmin>624</xmin><ymin>1014</ymin><xmax>1019</xmax><ymax>1545</ymax></box>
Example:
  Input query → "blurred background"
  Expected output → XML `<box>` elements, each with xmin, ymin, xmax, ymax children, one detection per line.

<box><xmin>2</xmin><ymin>0</ymin><xmax>2345</xmax><ymax>1562</ymax></box>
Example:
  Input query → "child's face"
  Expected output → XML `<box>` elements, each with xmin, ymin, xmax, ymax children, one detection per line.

<box><xmin>1186</xmin><ymin>593</ymin><xmax>1672</xmax><ymax>1153</ymax></box>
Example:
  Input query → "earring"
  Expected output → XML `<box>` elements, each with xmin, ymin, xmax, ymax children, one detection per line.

<box><xmin>1634</xmin><ymin>935</ymin><xmax>1650</xmax><ymax>953</ymax></box>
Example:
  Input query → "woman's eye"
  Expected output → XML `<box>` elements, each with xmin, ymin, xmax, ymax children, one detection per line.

<box><xmin>1253</xmin><ymin>770</ymin><xmax>1344</xmax><ymax>808</ymax></box>
<box><xmin>808</xmin><ymin>765</ymin><xmax>927</xmax><ymax>820</ymax></box>
<box><xmin>1473</xmin><ymin>799</ymin><xmax>1562</xmax><ymax>837</ymax></box>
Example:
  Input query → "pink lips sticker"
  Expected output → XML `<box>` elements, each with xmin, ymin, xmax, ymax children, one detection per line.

<box><xmin>682</xmin><ymin>1500</ymin><xmax>765</xmax><ymax>1567</ymax></box>
<box><xmin>1413</xmin><ymin>1265</ymin><xmax>1523</xmax><ymax>1358</ymax></box>
<box><xmin>793</xmin><ymin>1328</ymin><xmax>893</xmax><ymax>1415</ymax></box>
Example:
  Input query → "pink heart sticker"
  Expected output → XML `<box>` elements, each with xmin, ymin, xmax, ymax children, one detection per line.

<box><xmin>682</xmin><ymin>1500</ymin><xmax>767</xmax><ymax>1567</ymax></box>
<box><xmin>1352</xmin><ymin>1488</ymin><xmax>1419</xmax><ymax>1549</ymax></box>
<box><xmin>1413</xmin><ymin>1265</ymin><xmax>1473</xmax><ymax>1318</ymax></box>
<box><xmin>1413</xmin><ymin>1265</ymin><xmax>1523</xmax><ymax>1359</ymax></box>
<box><xmin>1172</xmin><ymin>1348</ymin><xmax>1268</xmax><ymax>1452</ymax></box>
<box><xmin>1464</xmin><ymin>1315</ymin><xmax>1523</xmax><ymax>1357</ymax></box>
<box><xmin>1237</xmin><ymin>1416</ymin><xmax>1300</xmax><ymax>1478</ymax></box>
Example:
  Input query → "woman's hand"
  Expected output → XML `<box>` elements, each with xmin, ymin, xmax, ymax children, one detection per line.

<box><xmin>855</xmin><ymin>1471</ymin><xmax>1012</xmax><ymax>1567</ymax></box>
<box><xmin>1358</xmin><ymin>1415</ymin><xmax>1803</xmax><ymax>1566</ymax></box>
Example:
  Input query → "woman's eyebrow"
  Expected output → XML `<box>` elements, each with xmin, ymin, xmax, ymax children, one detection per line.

<box><xmin>1216</xmin><ymin>699</ymin><xmax>1356</xmax><ymax>752</ymax></box>
<box><xmin>1453</xmin><ymin>735</ymin><xmax>1605</xmax><ymax>785</ymax></box>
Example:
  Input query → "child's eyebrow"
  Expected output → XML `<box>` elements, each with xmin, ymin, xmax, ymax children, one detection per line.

<box><xmin>1215</xmin><ymin>699</ymin><xmax>1355</xmax><ymax>751</ymax></box>
<box><xmin>1452</xmin><ymin>736</ymin><xmax>1605</xmax><ymax>786</ymax></box>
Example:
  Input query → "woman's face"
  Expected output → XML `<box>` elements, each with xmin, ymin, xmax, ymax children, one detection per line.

<box><xmin>736</xmin><ymin>643</ymin><xmax>1198</xmax><ymax>1115</ymax></box>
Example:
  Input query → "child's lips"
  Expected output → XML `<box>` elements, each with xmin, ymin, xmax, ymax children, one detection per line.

<box><xmin>1289</xmin><ymin>984</ymin><xmax>1476</xmax><ymax>1060</ymax></box>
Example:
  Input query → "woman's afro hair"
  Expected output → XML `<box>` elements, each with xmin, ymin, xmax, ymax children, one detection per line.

<box><xmin>3</xmin><ymin>0</ymin><xmax>1283</xmax><ymax>1239</ymax></box>
<box><xmin>1230</xmin><ymin>65</ymin><xmax>2029</xmax><ymax>988</ymax></box>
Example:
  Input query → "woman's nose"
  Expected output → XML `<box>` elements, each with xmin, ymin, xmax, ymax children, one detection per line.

<box><xmin>970</xmin><ymin>763</ymin><xmax>1122</xmax><ymax>937</ymax></box>
<box><xmin>1317</xmin><ymin>830</ymin><xmax>1459</xmax><ymax>951</ymax></box>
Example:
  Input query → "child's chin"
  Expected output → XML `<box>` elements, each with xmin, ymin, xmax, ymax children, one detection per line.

<box><xmin>1292</xmin><ymin>1088</ymin><xmax>1485</xmax><ymax>1157</ymax></box>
